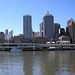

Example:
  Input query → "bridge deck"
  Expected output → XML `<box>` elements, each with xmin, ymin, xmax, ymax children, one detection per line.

<box><xmin>0</xmin><ymin>43</ymin><xmax>75</xmax><ymax>51</ymax></box>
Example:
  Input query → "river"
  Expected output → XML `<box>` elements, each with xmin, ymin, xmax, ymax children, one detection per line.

<box><xmin>0</xmin><ymin>50</ymin><xmax>75</xmax><ymax>75</ymax></box>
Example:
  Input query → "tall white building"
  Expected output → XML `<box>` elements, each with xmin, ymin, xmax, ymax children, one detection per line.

<box><xmin>5</xmin><ymin>29</ymin><xmax>8</xmax><ymax>40</ymax></box>
<box><xmin>9</xmin><ymin>30</ymin><xmax>13</xmax><ymax>37</ymax></box>
<box><xmin>23</xmin><ymin>15</ymin><xmax>32</xmax><ymax>39</ymax></box>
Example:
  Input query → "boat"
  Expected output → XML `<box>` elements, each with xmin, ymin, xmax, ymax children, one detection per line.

<box><xmin>11</xmin><ymin>48</ymin><xmax>22</xmax><ymax>52</ymax></box>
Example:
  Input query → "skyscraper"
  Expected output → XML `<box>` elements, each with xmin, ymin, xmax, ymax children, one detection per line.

<box><xmin>54</xmin><ymin>23</ymin><xmax>60</xmax><ymax>39</ymax></box>
<box><xmin>40</xmin><ymin>22</ymin><xmax>43</xmax><ymax>37</ymax></box>
<box><xmin>43</xmin><ymin>12</ymin><xmax>54</xmax><ymax>40</ymax></box>
<box><xmin>67</xmin><ymin>18</ymin><xmax>74</xmax><ymax>26</ymax></box>
<box><xmin>0</xmin><ymin>32</ymin><xmax>5</xmax><ymax>43</ymax></box>
<box><xmin>23</xmin><ymin>15</ymin><xmax>32</xmax><ymax>39</ymax></box>
<box><xmin>66</xmin><ymin>18</ymin><xmax>75</xmax><ymax>43</ymax></box>
<box><xmin>54</xmin><ymin>23</ymin><xmax>60</xmax><ymax>34</ymax></box>
<box><xmin>9</xmin><ymin>30</ymin><xmax>13</xmax><ymax>37</ymax></box>
<box><xmin>5</xmin><ymin>29</ymin><xmax>8</xmax><ymax>40</ymax></box>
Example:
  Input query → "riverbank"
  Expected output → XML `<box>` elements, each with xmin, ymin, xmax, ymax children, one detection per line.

<box><xmin>0</xmin><ymin>47</ymin><xmax>75</xmax><ymax>51</ymax></box>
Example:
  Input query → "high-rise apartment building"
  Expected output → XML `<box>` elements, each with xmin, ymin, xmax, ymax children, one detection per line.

<box><xmin>5</xmin><ymin>29</ymin><xmax>8</xmax><ymax>40</ymax></box>
<box><xmin>23</xmin><ymin>15</ymin><xmax>32</xmax><ymax>39</ymax></box>
<box><xmin>0</xmin><ymin>32</ymin><xmax>5</xmax><ymax>43</ymax></box>
<box><xmin>5</xmin><ymin>29</ymin><xmax>13</xmax><ymax>42</ymax></box>
<box><xmin>54</xmin><ymin>23</ymin><xmax>60</xmax><ymax>34</ymax></box>
<box><xmin>40</xmin><ymin>22</ymin><xmax>43</xmax><ymax>37</ymax></box>
<box><xmin>54</xmin><ymin>23</ymin><xmax>60</xmax><ymax>39</ymax></box>
<box><xmin>66</xmin><ymin>18</ymin><xmax>75</xmax><ymax>43</ymax></box>
<box><xmin>9</xmin><ymin>30</ymin><xmax>13</xmax><ymax>37</ymax></box>
<box><xmin>43</xmin><ymin>12</ymin><xmax>54</xmax><ymax>40</ymax></box>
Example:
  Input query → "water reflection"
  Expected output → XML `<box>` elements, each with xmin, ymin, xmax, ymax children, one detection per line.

<box><xmin>22</xmin><ymin>51</ymin><xmax>75</xmax><ymax>75</ymax></box>
<box><xmin>23</xmin><ymin>51</ymin><xmax>34</xmax><ymax>75</ymax></box>
<box><xmin>0</xmin><ymin>52</ymin><xmax>24</xmax><ymax>75</ymax></box>
<box><xmin>55</xmin><ymin>51</ymin><xmax>75</xmax><ymax>75</ymax></box>
<box><xmin>0</xmin><ymin>51</ymin><xmax>75</xmax><ymax>75</ymax></box>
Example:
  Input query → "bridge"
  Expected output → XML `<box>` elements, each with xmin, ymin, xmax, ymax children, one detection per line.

<box><xmin>0</xmin><ymin>43</ymin><xmax>75</xmax><ymax>51</ymax></box>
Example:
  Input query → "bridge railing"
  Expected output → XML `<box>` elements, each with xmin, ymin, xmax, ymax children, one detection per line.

<box><xmin>0</xmin><ymin>43</ymin><xmax>75</xmax><ymax>49</ymax></box>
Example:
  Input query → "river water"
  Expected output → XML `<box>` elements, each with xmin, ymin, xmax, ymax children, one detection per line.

<box><xmin>0</xmin><ymin>50</ymin><xmax>75</xmax><ymax>75</ymax></box>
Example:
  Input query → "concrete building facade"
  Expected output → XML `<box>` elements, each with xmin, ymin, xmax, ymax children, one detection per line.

<box><xmin>56</xmin><ymin>36</ymin><xmax>70</xmax><ymax>44</ymax></box>
<box><xmin>32</xmin><ymin>37</ymin><xmax>50</xmax><ymax>44</ymax></box>
<box><xmin>43</xmin><ymin>12</ymin><xmax>54</xmax><ymax>40</ymax></box>
<box><xmin>23</xmin><ymin>15</ymin><xmax>32</xmax><ymax>39</ymax></box>
<box><xmin>9</xmin><ymin>30</ymin><xmax>13</xmax><ymax>37</ymax></box>
<box><xmin>67</xmin><ymin>18</ymin><xmax>74</xmax><ymax>26</ymax></box>
<box><xmin>54</xmin><ymin>23</ymin><xmax>60</xmax><ymax>40</ymax></box>
<box><xmin>14</xmin><ymin>35</ymin><xmax>31</xmax><ymax>43</ymax></box>
<box><xmin>40</xmin><ymin>22</ymin><xmax>43</xmax><ymax>37</ymax></box>
<box><xmin>59</xmin><ymin>36</ymin><xmax>70</xmax><ymax>41</ymax></box>
<box><xmin>66</xmin><ymin>19</ymin><xmax>75</xmax><ymax>43</ymax></box>
<box><xmin>54</xmin><ymin>23</ymin><xmax>60</xmax><ymax>34</ymax></box>
<box><xmin>32</xmin><ymin>32</ymin><xmax>40</xmax><ymax>38</ymax></box>
<box><xmin>5</xmin><ymin>29</ymin><xmax>8</xmax><ymax>40</ymax></box>
<box><xmin>0</xmin><ymin>32</ymin><xmax>5</xmax><ymax>43</ymax></box>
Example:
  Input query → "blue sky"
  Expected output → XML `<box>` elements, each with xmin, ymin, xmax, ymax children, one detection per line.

<box><xmin>0</xmin><ymin>0</ymin><xmax>75</xmax><ymax>36</ymax></box>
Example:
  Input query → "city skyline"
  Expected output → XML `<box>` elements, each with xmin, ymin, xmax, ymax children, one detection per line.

<box><xmin>0</xmin><ymin>0</ymin><xmax>75</xmax><ymax>36</ymax></box>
